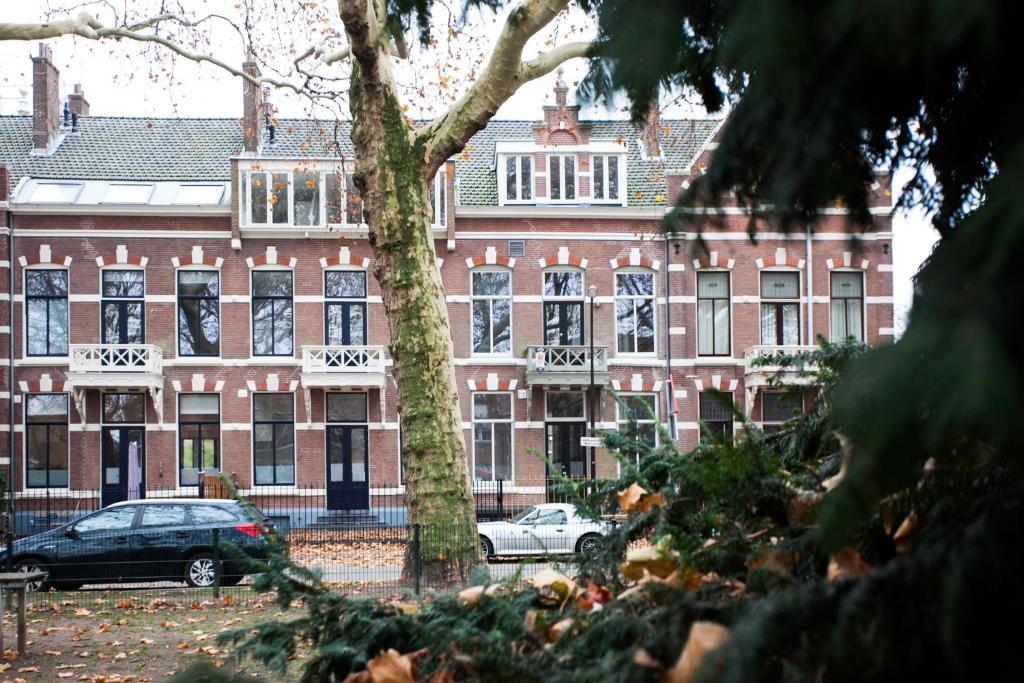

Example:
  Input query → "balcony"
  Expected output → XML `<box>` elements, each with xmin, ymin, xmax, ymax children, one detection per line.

<box><xmin>300</xmin><ymin>345</ymin><xmax>388</xmax><ymax>423</ymax></box>
<box><xmin>743</xmin><ymin>344</ymin><xmax>819</xmax><ymax>388</ymax></box>
<box><xmin>524</xmin><ymin>345</ymin><xmax>610</xmax><ymax>387</ymax></box>
<box><xmin>66</xmin><ymin>344</ymin><xmax>165</xmax><ymax>423</ymax></box>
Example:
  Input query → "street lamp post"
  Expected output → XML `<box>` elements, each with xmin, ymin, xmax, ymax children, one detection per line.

<box><xmin>588</xmin><ymin>284</ymin><xmax>597</xmax><ymax>479</ymax></box>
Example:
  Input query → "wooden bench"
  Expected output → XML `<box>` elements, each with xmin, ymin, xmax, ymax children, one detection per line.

<box><xmin>0</xmin><ymin>571</ymin><xmax>47</xmax><ymax>654</ymax></box>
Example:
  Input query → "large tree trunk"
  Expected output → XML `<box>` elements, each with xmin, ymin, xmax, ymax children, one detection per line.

<box><xmin>347</xmin><ymin>42</ymin><xmax>478</xmax><ymax>584</ymax></box>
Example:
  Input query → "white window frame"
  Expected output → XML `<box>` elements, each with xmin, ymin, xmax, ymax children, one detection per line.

<box><xmin>590</xmin><ymin>154</ymin><xmax>625</xmax><ymax>205</ymax></box>
<box><xmin>616</xmin><ymin>392</ymin><xmax>659</xmax><ymax>471</ymax></box>
<box><xmin>759</xmin><ymin>268</ymin><xmax>802</xmax><ymax>346</ymax></box>
<box><xmin>698</xmin><ymin>390</ymin><xmax>735</xmax><ymax>444</ymax></box>
<box><xmin>546</xmin><ymin>154</ymin><xmax>578</xmax><ymax>203</ymax></box>
<box><xmin>23</xmin><ymin>265</ymin><xmax>70</xmax><ymax>360</ymax></box>
<box><xmin>249</xmin><ymin>266</ymin><xmax>295</xmax><ymax>357</ymax></box>
<box><xmin>240</xmin><ymin>164</ymin><xmax>362</xmax><ymax>229</ymax></box>
<box><xmin>471</xmin><ymin>391</ymin><xmax>514</xmax><ymax>483</ymax></box>
<box><xmin>430</xmin><ymin>168</ymin><xmax>448</xmax><ymax>228</ymax></box>
<box><xmin>544</xmin><ymin>390</ymin><xmax>587</xmax><ymax>421</ymax></box>
<box><xmin>542</xmin><ymin>268</ymin><xmax>586</xmax><ymax>347</ymax></box>
<box><xmin>470</xmin><ymin>267</ymin><xmax>513</xmax><ymax>356</ymax></box>
<box><xmin>176</xmin><ymin>392</ymin><xmax>222</xmax><ymax>489</ymax></box>
<box><xmin>498</xmin><ymin>154</ymin><xmax>534</xmax><ymax>205</ymax></box>
<box><xmin>23</xmin><ymin>392</ymin><xmax>71</xmax><ymax>492</ymax></box>
<box><xmin>614</xmin><ymin>269</ymin><xmax>657</xmax><ymax>356</ymax></box>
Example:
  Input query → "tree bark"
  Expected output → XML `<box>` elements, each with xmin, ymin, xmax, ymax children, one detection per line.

<box><xmin>341</xmin><ymin>0</ymin><xmax>477</xmax><ymax>584</ymax></box>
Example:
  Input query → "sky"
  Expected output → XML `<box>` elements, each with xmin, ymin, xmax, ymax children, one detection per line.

<box><xmin>0</xmin><ymin>1</ymin><xmax>937</xmax><ymax>329</ymax></box>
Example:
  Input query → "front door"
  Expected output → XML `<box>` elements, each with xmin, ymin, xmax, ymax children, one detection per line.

<box><xmin>326</xmin><ymin>425</ymin><xmax>369</xmax><ymax>510</ymax></box>
<box><xmin>546</xmin><ymin>422</ymin><xmax>587</xmax><ymax>481</ymax></box>
<box><xmin>101</xmin><ymin>427</ymin><xmax>145</xmax><ymax>508</ymax></box>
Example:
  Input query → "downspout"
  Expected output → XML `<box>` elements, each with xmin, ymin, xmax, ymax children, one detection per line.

<box><xmin>805</xmin><ymin>222</ymin><xmax>813</xmax><ymax>344</ymax></box>
<box><xmin>663</xmin><ymin>233</ymin><xmax>678</xmax><ymax>440</ymax></box>
<box><xmin>6</xmin><ymin>208</ymin><xmax>14</xmax><ymax>558</ymax></box>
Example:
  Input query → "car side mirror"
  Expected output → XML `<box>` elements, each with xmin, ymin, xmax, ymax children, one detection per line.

<box><xmin>64</xmin><ymin>528</ymin><xmax>79</xmax><ymax>539</ymax></box>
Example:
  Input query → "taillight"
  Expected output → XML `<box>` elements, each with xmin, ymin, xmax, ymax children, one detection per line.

<box><xmin>234</xmin><ymin>523</ymin><xmax>261</xmax><ymax>537</ymax></box>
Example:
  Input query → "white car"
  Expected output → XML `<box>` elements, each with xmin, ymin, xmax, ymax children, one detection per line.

<box><xmin>477</xmin><ymin>503</ymin><xmax>611</xmax><ymax>558</ymax></box>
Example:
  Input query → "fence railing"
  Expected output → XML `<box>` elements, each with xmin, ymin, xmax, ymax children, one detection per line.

<box><xmin>301</xmin><ymin>345</ymin><xmax>387</xmax><ymax>373</ymax></box>
<box><xmin>68</xmin><ymin>343</ymin><xmax>164</xmax><ymax>373</ymax></box>
<box><xmin>525</xmin><ymin>344</ymin><xmax>608</xmax><ymax>373</ymax></box>
<box><xmin>6</xmin><ymin>478</ymin><xmax>596</xmax><ymax>537</ymax></box>
<box><xmin>743</xmin><ymin>344</ymin><xmax>818</xmax><ymax>371</ymax></box>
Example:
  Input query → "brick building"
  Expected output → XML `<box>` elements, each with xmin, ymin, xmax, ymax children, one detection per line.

<box><xmin>0</xmin><ymin>47</ymin><xmax>894</xmax><ymax>527</ymax></box>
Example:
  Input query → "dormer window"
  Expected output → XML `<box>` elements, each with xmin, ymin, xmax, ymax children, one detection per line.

<box><xmin>548</xmin><ymin>154</ymin><xmax>576</xmax><ymax>201</ymax></box>
<box><xmin>503</xmin><ymin>155</ymin><xmax>533</xmax><ymax>203</ymax></box>
<box><xmin>243</xmin><ymin>168</ymin><xmax>363</xmax><ymax>228</ymax></box>
<box><xmin>591</xmin><ymin>155</ymin><xmax>621</xmax><ymax>202</ymax></box>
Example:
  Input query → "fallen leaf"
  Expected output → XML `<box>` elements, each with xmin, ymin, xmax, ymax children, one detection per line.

<box><xmin>547</xmin><ymin>618</ymin><xmax>573</xmax><ymax>643</ymax></box>
<box><xmin>827</xmin><ymin>548</ymin><xmax>871</xmax><ymax>582</ymax></box>
<box><xmin>617</xmin><ymin>483</ymin><xmax>646</xmax><ymax>512</ymax></box>
<box><xmin>457</xmin><ymin>584</ymin><xmax>500</xmax><ymax>605</ymax></box>
<box><xmin>531</xmin><ymin>569</ymin><xmax>578</xmax><ymax>604</ymax></box>
<box><xmin>667</xmin><ymin>621</ymin><xmax>730</xmax><ymax>683</ymax></box>
<box><xmin>620</xmin><ymin>544</ymin><xmax>679</xmax><ymax>581</ymax></box>
<box><xmin>365</xmin><ymin>647</ymin><xmax>428</xmax><ymax>683</ymax></box>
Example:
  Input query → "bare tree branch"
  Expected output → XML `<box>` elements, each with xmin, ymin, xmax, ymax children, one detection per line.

<box><xmin>416</xmin><ymin>0</ymin><xmax>591</xmax><ymax>175</ymax></box>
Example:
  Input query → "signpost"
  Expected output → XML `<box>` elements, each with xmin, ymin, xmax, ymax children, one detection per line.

<box><xmin>579</xmin><ymin>436</ymin><xmax>603</xmax><ymax>449</ymax></box>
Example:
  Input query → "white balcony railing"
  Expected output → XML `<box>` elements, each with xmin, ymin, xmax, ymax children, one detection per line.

<box><xmin>69</xmin><ymin>344</ymin><xmax>163</xmax><ymax>374</ymax></box>
<box><xmin>302</xmin><ymin>345</ymin><xmax>387</xmax><ymax>374</ymax></box>
<box><xmin>526</xmin><ymin>345</ymin><xmax>608</xmax><ymax>374</ymax></box>
<box><xmin>743</xmin><ymin>345</ymin><xmax>818</xmax><ymax>373</ymax></box>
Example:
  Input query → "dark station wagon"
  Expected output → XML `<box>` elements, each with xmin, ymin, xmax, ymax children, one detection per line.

<box><xmin>1</xmin><ymin>499</ymin><xmax>271</xmax><ymax>592</ymax></box>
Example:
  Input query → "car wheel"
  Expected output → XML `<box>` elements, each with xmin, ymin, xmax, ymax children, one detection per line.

<box><xmin>184</xmin><ymin>554</ymin><xmax>218</xmax><ymax>588</ymax></box>
<box><xmin>479</xmin><ymin>536</ymin><xmax>494</xmax><ymax>561</ymax></box>
<box><xmin>576</xmin><ymin>534</ymin><xmax>603</xmax><ymax>555</ymax></box>
<box><xmin>15</xmin><ymin>558</ymin><xmax>50</xmax><ymax>592</ymax></box>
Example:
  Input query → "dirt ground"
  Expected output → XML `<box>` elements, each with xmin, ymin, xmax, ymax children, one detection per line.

<box><xmin>2</xmin><ymin>598</ymin><xmax>307</xmax><ymax>683</ymax></box>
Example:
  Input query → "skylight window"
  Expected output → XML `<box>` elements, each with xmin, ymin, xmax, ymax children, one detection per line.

<box><xmin>102</xmin><ymin>184</ymin><xmax>154</xmax><ymax>204</ymax></box>
<box><xmin>174</xmin><ymin>184</ymin><xmax>225</xmax><ymax>205</ymax></box>
<box><xmin>27</xmin><ymin>182</ymin><xmax>83</xmax><ymax>203</ymax></box>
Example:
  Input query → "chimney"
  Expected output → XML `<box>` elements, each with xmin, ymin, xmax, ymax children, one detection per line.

<box><xmin>32</xmin><ymin>43</ymin><xmax>60</xmax><ymax>151</ymax></box>
<box><xmin>68</xmin><ymin>83</ymin><xmax>90</xmax><ymax>117</ymax></box>
<box><xmin>0</xmin><ymin>164</ymin><xmax>9</xmax><ymax>202</ymax></box>
<box><xmin>241</xmin><ymin>61</ymin><xmax>264</xmax><ymax>153</ymax></box>
<box><xmin>640</xmin><ymin>101</ymin><xmax>662</xmax><ymax>159</ymax></box>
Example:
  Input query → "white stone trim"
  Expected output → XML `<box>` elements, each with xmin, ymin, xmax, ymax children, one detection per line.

<box><xmin>537</xmin><ymin>246</ymin><xmax>588</xmax><ymax>269</ymax></box>
<box><xmin>19</xmin><ymin>244</ymin><xmax>73</xmax><ymax>267</ymax></box>
<box><xmin>246</xmin><ymin>245</ymin><xmax>297</xmax><ymax>269</ymax></box>
<box><xmin>825</xmin><ymin>252</ymin><xmax>870</xmax><ymax>270</ymax></box>
<box><xmin>171</xmin><ymin>245</ymin><xmax>223</xmax><ymax>268</ymax></box>
<box><xmin>693</xmin><ymin>251</ymin><xmax>735</xmax><ymax>269</ymax></box>
<box><xmin>246</xmin><ymin>374</ymin><xmax>300</xmax><ymax>392</ymax></box>
<box><xmin>319</xmin><ymin>246</ymin><xmax>371</xmax><ymax>269</ymax></box>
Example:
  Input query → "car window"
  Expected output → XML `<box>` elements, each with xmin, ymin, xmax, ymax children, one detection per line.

<box><xmin>189</xmin><ymin>505</ymin><xmax>240</xmax><ymax>525</ymax></box>
<box><xmin>139</xmin><ymin>505</ymin><xmax>189</xmax><ymax>528</ymax></box>
<box><xmin>514</xmin><ymin>508</ymin><xmax>539</xmax><ymax>525</ymax></box>
<box><xmin>75</xmin><ymin>506</ymin><xmax>138</xmax><ymax>533</ymax></box>
<box><xmin>534</xmin><ymin>509</ymin><xmax>567</xmax><ymax>525</ymax></box>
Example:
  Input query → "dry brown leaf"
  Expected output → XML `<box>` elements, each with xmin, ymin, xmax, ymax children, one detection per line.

<box><xmin>827</xmin><ymin>547</ymin><xmax>871</xmax><ymax>582</ymax></box>
<box><xmin>531</xmin><ymin>569</ymin><xmax>578</xmax><ymax>603</ymax></box>
<box><xmin>786</xmin><ymin>490</ymin><xmax>823</xmax><ymax>525</ymax></box>
<box><xmin>893</xmin><ymin>511</ymin><xmax>921</xmax><ymax>553</ymax></box>
<box><xmin>366</xmin><ymin>647</ymin><xmax>428</xmax><ymax>683</ymax></box>
<box><xmin>547</xmin><ymin>618</ymin><xmax>573</xmax><ymax>643</ymax></box>
<box><xmin>620</xmin><ymin>544</ymin><xmax>679</xmax><ymax>581</ymax></box>
<box><xmin>636</xmin><ymin>492</ymin><xmax>664</xmax><ymax>513</ymax></box>
<box><xmin>457</xmin><ymin>584</ymin><xmax>500</xmax><ymax>605</ymax></box>
<box><xmin>633</xmin><ymin>648</ymin><xmax>661</xmax><ymax>670</ymax></box>
<box><xmin>666</xmin><ymin>621</ymin><xmax>731</xmax><ymax>683</ymax></box>
<box><xmin>617</xmin><ymin>483</ymin><xmax>648</xmax><ymax>512</ymax></box>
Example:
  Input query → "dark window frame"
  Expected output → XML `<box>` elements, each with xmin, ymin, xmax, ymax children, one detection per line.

<box><xmin>697</xmin><ymin>271</ymin><xmax>732</xmax><ymax>357</ymax></box>
<box><xmin>177</xmin><ymin>270</ymin><xmax>220</xmax><ymax>357</ymax></box>
<box><xmin>324</xmin><ymin>270</ymin><xmax>368</xmax><ymax>347</ymax></box>
<box><xmin>252</xmin><ymin>392</ymin><xmax>295</xmax><ymax>486</ymax></box>
<box><xmin>698</xmin><ymin>391</ymin><xmax>734</xmax><ymax>444</ymax></box>
<box><xmin>830</xmin><ymin>271</ymin><xmax>865</xmax><ymax>342</ymax></box>
<box><xmin>25</xmin><ymin>392</ymin><xmax>70</xmax><ymax>489</ymax></box>
<box><xmin>251</xmin><ymin>270</ymin><xmax>294</xmax><ymax>356</ymax></box>
<box><xmin>471</xmin><ymin>269</ymin><xmax>513</xmax><ymax>355</ymax></box>
<box><xmin>471</xmin><ymin>392</ymin><xmax>514</xmax><ymax>482</ymax></box>
<box><xmin>761</xmin><ymin>391</ymin><xmax>803</xmax><ymax>433</ymax></box>
<box><xmin>100</xmin><ymin>269</ymin><xmax>146</xmax><ymax>346</ymax></box>
<box><xmin>178</xmin><ymin>393</ymin><xmax>221</xmax><ymax>487</ymax></box>
<box><xmin>25</xmin><ymin>268</ymin><xmax>69</xmax><ymax>357</ymax></box>
<box><xmin>614</xmin><ymin>270</ymin><xmax>657</xmax><ymax>354</ymax></box>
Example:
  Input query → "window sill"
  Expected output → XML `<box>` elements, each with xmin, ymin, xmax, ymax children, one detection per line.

<box><xmin>17</xmin><ymin>356</ymin><xmax>69</xmax><ymax>366</ymax></box>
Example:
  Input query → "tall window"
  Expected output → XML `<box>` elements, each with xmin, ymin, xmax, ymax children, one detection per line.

<box><xmin>179</xmin><ymin>394</ymin><xmax>220</xmax><ymax>486</ymax></box>
<box><xmin>760</xmin><ymin>272</ymin><xmax>800</xmax><ymax>346</ymax></box>
<box><xmin>252</xmin><ymin>271</ymin><xmax>294</xmax><ymax>356</ymax></box>
<box><xmin>430</xmin><ymin>169</ymin><xmax>447</xmax><ymax>227</ymax></box>
<box><xmin>617</xmin><ymin>394</ymin><xmax>658</xmax><ymax>461</ymax></box>
<box><xmin>26</xmin><ymin>393</ymin><xmax>69</xmax><ymax>488</ymax></box>
<box><xmin>472</xmin><ymin>393</ymin><xmax>513</xmax><ymax>481</ymax></box>
<box><xmin>293</xmin><ymin>170</ymin><xmax>320</xmax><ymax>226</ymax></box>
<box><xmin>548</xmin><ymin>155</ymin><xmax>576</xmax><ymax>201</ymax></box>
<box><xmin>615</xmin><ymin>271</ymin><xmax>655</xmax><ymax>353</ymax></box>
<box><xmin>101</xmin><ymin>270</ymin><xmax>145</xmax><ymax>346</ymax></box>
<box><xmin>177</xmin><ymin>271</ymin><xmax>220</xmax><ymax>356</ymax></box>
<box><xmin>324</xmin><ymin>171</ymin><xmax>363</xmax><ymax>225</ymax></box>
<box><xmin>503</xmin><ymin>155</ymin><xmax>532</xmax><ymax>202</ymax></box>
<box><xmin>591</xmin><ymin>155</ymin><xmax>620</xmax><ymax>201</ymax></box>
<box><xmin>543</xmin><ymin>270</ymin><xmax>584</xmax><ymax>346</ymax></box>
<box><xmin>699</xmin><ymin>392</ymin><xmax>733</xmax><ymax>443</ymax></box>
<box><xmin>325</xmin><ymin>271</ymin><xmax>367</xmax><ymax>346</ymax></box>
<box><xmin>25</xmin><ymin>270</ymin><xmax>69</xmax><ymax>356</ymax></box>
<box><xmin>762</xmin><ymin>392</ymin><xmax>802</xmax><ymax>433</ymax></box>
<box><xmin>253</xmin><ymin>393</ymin><xmax>295</xmax><ymax>485</ymax></box>
<box><xmin>471</xmin><ymin>270</ymin><xmax>512</xmax><ymax>354</ymax></box>
<box><xmin>248</xmin><ymin>171</ymin><xmax>289</xmax><ymax>225</ymax></box>
<box><xmin>697</xmin><ymin>271</ymin><xmax>730</xmax><ymax>356</ymax></box>
<box><xmin>830</xmin><ymin>272</ymin><xmax>864</xmax><ymax>341</ymax></box>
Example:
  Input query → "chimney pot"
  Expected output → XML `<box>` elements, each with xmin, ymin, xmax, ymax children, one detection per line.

<box><xmin>32</xmin><ymin>43</ymin><xmax>61</xmax><ymax>150</ymax></box>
